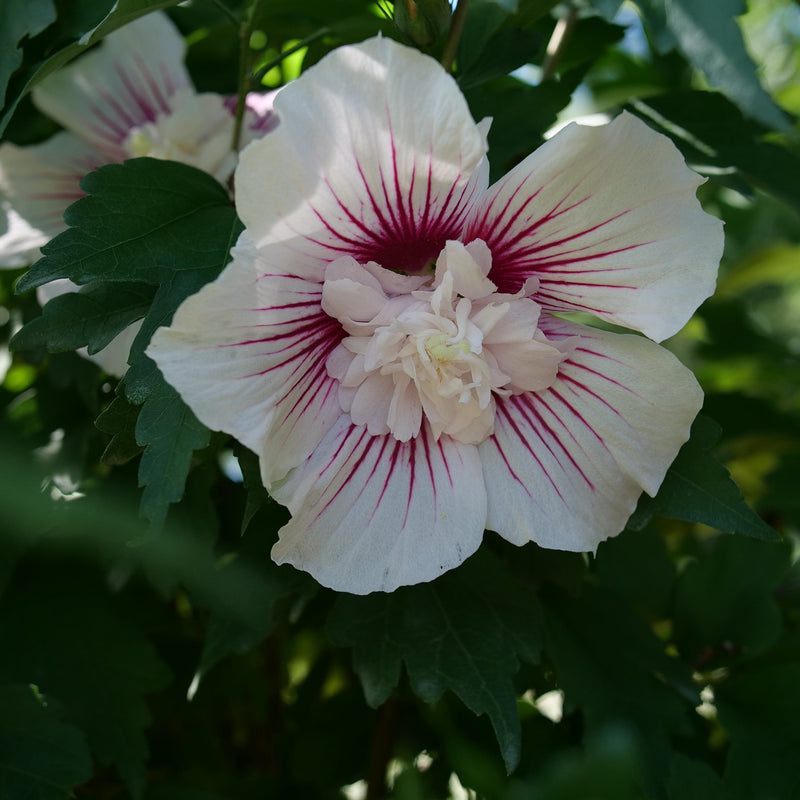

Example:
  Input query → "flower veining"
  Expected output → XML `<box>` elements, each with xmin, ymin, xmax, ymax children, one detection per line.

<box><xmin>122</xmin><ymin>90</ymin><xmax>240</xmax><ymax>183</ymax></box>
<box><xmin>148</xmin><ymin>36</ymin><xmax>723</xmax><ymax>594</ymax></box>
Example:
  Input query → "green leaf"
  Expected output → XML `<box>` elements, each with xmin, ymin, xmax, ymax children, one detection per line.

<box><xmin>0</xmin><ymin>564</ymin><xmax>171</xmax><ymax>799</ymax></box>
<box><xmin>134</xmin><ymin>379</ymin><xmax>211</xmax><ymax>529</ymax></box>
<box><xmin>95</xmin><ymin>394</ymin><xmax>143</xmax><ymax>465</ymax></box>
<box><xmin>672</xmin><ymin>535</ymin><xmax>790</xmax><ymax>666</ymax></box>
<box><xmin>0</xmin><ymin>0</ymin><xmax>183</xmax><ymax>135</ymax></box>
<box><xmin>506</xmin><ymin>728</ymin><xmax>648</xmax><ymax>800</ymax></box>
<box><xmin>0</xmin><ymin>683</ymin><xmax>93</xmax><ymax>799</ymax></box>
<box><xmin>541</xmin><ymin>584</ymin><xmax>696</xmax><ymax>791</ymax></box>
<box><xmin>630</xmin><ymin>91</ymin><xmax>800</xmax><ymax>213</ymax></box>
<box><xmin>195</xmin><ymin>524</ymin><xmax>306</xmax><ymax>687</ymax></box>
<box><xmin>466</xmin><ymin>70</ymin><xmax>581</xmax><ymax>180</ymax></box>
<box><xmin>328</xmin><ymin>549</ymin><xmax>543</xmax><ymax>772</ymax></box>
<box><xmin>458</xmin><ymin>25</ymin><xmax>542</xmax><ymax>89</ymax></box>
<box><xmin>17</xmin><ymin>158</ymin><xmax>239</xmax><ymax>292</ymax></box>
<box><xmin>234</xmin><ymin>443</ymin><xmax>272</xmax><ymax>534</ymax></box>
<box><xmin>715</xmin><ymin>643</ymin><xmax>800</xmax><ymax>800</ymax></box>
<box><xmin>10</xmin><ymin>281</ymin><xmax>154</xmax><ymax>355</ymax></box>
<box><xmin>594</xmin><ymin>527</ymin><xmax>676</xmax><ymax>619</ymax></box>
<box><xmin>0</xmin><ymin>0</ymin><xmax>56</xmax><ymax>105</ymax></box>
<box><xmin>628</xmin><ymin>416</ymin><xmax>780</xmax><ymax>541</ymax></box>
<box><xmin>457</xmin><ymin>0</ymin><xmax>554</xmax><ymax>89</ymax></box>
<box><xmin>16</xmin><ymin>158</ymin><xmax>243</xmax><ymax>526</ymax></box>
<box><xmin>663</xmin><ymin>0</ymin><xmax>791</xmax><ymax>132</ymax></box>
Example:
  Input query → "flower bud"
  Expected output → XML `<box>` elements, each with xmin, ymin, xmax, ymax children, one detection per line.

<box><xmin>393</xmin><ymin>0</ymin><xmax>452</xmax><ymax>48</ymax></box>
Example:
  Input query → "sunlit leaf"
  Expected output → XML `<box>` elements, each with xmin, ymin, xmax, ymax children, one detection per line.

<box><xmin>664</xmin><ymin>0</ymin><xmax>791</xmax><ymax>131</ymax></box>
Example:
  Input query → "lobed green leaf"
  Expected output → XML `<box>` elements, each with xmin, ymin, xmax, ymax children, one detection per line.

<box><xmin>329</xmin><ymin>549</ymin><xmax>543</xmax><ymax>772</ymax></box>
<box><xmin>629</xmin><ymin>416</ymin><xmax>780</xmax><ymax>541</ymax></box>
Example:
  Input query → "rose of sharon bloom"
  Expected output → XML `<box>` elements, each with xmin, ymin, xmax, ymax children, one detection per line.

<box><xmin>148</xmin><ymin>37</ymin><xmax>723</xmax><ymax>594</ymax></box>
<box><xmin>0</xmin><ymin>11</ymin><xmax>278</xmax><ymax>376</ymax></box>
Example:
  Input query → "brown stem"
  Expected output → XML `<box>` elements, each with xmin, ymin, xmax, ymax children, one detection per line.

<box><xmin>365</xmin><ymin>697</ymin><xmax>401</xmax><ymax>800</ymax></box>
<box><xmin>440</xmin><ymin>0</ymin><xmax>470</xmax><ymax>73</ymax></box>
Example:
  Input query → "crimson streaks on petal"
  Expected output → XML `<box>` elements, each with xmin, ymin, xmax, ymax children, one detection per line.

<box><xmin>271</xmin><ymin>417</ymin><xmax>487</xmax><ymax>592</ymax></box>
<box><xmin>464</xmin><ymin>113</ymin><xmax>723</xmax><ymax>342</ymax></box>
<box><xmin>234</xmin><ymin>37</ymin><xmax>489</xmax><ymax>281</ymax></box>
<box><xmin>147</xmin><ymin>36</ymin><xmax>722</xmax><ymax>594</ymax></box>
<box><xmin>31</xmin><ymin>12</ymin><xmax>192</xmax><ymax>160</ymax></box>
<box><xmin>147</xmin><ymin>236</ymin><xmax>345</xmax><ymax>487</ymax></box>
<box><xmin>479</xmin><ymin>316</ymin><xmax>704</xmax><ymax>552</ymax></box>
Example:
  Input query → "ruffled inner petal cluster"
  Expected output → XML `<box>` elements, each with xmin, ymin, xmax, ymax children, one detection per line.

<box><xmin>322</xmin><ymin>239</ymin><xmax>567</xmax><ymax>444</ymax></box>
<box><xmin>147</xmin><ymin>35</ymin><xmax>723</xmax><ymax>594</ymax></box>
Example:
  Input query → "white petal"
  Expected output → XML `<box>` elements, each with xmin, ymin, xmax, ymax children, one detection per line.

<box><xmin>0</xmin><ymin>133</ymin><xmax>102</xmax><ymax>266</ymax></box>
<box><xmin>434</xmin><ymin>239</ymin><xmax>496</xmax><ymax>299</ymax></box>
<box><xmin>32</xmin><ymin>12</ymin><xmax>191</xmax><ymax>160</ymax></box>
<box><xmin>479</xmin><ymin>316</ymin><xmax>703</xmax><ymax>552</ymax></box>
<box><xmin>147</xmin><ymin>234</ymin><xmax>343</xmax><ymax>486</ymax></box>
<box><xmin>464</xmin><ymin>112</ymin><xmax>723</xmax><ymax>342</ymax></box>
<box><xmin>235</xmin><ymin>36</ymin><xmax>488</xmax><ymax>281</ymax></box>
<box><xmin>271</xmin><ymin>419</ymin><xmax>487</xmax><ymax>593</ymax></box>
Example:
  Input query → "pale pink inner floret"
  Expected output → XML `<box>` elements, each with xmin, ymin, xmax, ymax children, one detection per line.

<box><xmin>122</xmin><ymin>89</ymin><xmax>238</xmax><ymax>183</ymax></box>
<box><xmin>323</xmin><ymin>239</ymin><xmax>569</xmax><ymax>445</ymax></box>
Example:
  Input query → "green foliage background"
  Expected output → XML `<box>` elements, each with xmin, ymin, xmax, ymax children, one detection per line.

<box><xmin>1</xmin><ymin>0</ymin><xmax>799</xmax><ymax>798</ymax></box>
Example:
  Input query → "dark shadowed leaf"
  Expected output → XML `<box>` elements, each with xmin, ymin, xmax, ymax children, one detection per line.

<box><xmin>630</xmin><ymin>92</ymin><xmax>800</xmax><ymax>213</ymax></box>
<box><xmin>0</xmin><ymin>565</ymin><xmax>171</xmax><ymax>799</ymax></box>
<box><xmin>134</xmin><ymin>379</ymin><xmax>210</xmax><ymax>529</ymax></box>
<box><xmin>506</xmin><ymin>728</ymin><xmax>649</xmax><ymax>800</ymax></box>
<box><xmin>0</xmin><ymin>683</ymin><xmax>93</xmax><ymax>800</ymax></box>
<box><xmin>541</xmin><ymin>584</ymin><xmax>696</xmax><ymax>791</ymax></box>
<box><xmin>672</xmin><ymin>535</ymin><xmax>790</xmax><ymax>667</ymax></box>
<box><xmin>10</xmin><ymin>281</ymin><xmax>154</xmax><ymax>355</ymax></box>
<box><xmin>0</xmin><ymin>0</ymin><xmax>56</xmax><ymax>106</ymax></box>
<box><xmin>195</xmin><ymin>521</ymin><xmax>308</xmax><ymax>686</ymax></box>
<box><xmin>328</xmin><ymin>549</ymin><xmax>543</xmax><ymax>771</ymax></box>
<box><xmin>595</xmin><ymin>527</ymin><xmax>676</xmax><ymax>619</ymax></box>
<box><xmin>716</xmin><ymin>640</ymin><xmax>800</xmax><ymax>800</ymax></box>
<box><xmin>95</xmin><ymin>393</ymin><xmax>143</xmax><ymax>465</ymax></box>
<box><xmin>466</xmin><ymin>70</ymin><xmax>581</xmax><ymax>179</ymax></box>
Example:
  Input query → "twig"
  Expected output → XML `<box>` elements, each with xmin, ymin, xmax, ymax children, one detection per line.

<box><xmin>440</xmin><ymin>0</ymin><xmax>470</xmax><ymax>73</ymax></box>
<box><xmin>252</xmin><ymin>28</ymin><xmax>329</xmax><ymax>85</ymax></box>
<box><xmin>207</xmin><ymin>0</ymin><xmax>239</xmax><ymax>27</ymax></box>
<box><xmin>231</xmin><ymin>0</ymin><xmax>267</xmax><ymax>154</ymax></box>
<box><xmin>540</xmin><ymin>3</ymin><xmax>578</xmax><ymax>82</ymax></box>
<box><xmin>365</xmin><ymin>697</ymin><xmax>401</xmax><ymax>800</ymax></box>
